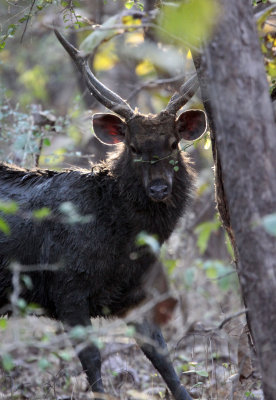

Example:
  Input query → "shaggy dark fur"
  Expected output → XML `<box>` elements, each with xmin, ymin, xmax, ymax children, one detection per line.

<box><xmin>0</xmin><ymin>120</ymin><xmax>196</xmax><ymax>400</ymax></box>
<box><xmin>0</xmin><ymin>150</ymin><xmax>193</xmax><ymax>317</ymax></box>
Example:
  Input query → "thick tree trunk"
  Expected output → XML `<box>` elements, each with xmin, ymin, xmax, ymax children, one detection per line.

<box><xmin>194</xmin><ymin>1</ymin><xmax>276</xmax><ymax>398</ymax></box>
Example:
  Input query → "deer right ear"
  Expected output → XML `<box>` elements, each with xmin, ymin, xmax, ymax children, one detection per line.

<box><xmin>92</xmin><ymin>114</ymin><xmax>127</xmax><ymax>145</ymax></box>
<box><xmin>176</xmin><ymin>110</ymin><xmax>207</xmax><ymax>141</ymax></box>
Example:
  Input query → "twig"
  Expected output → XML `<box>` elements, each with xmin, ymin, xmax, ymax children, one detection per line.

<box><xmin>20</xmin><ymin>0</ymin><xmax>36</xmax><ymax>43</ymax></box>
<box><xmin>127</xmin><ymin>74</ymin><xmax>186</xmax><ymax>102</ymax></box>
<box><xmin>208</xmin><ymin>309</ymin><xmax>248</xmax><ymax>332</ymax></box>
<box><xmin>35</xmin><ymin>137</ymin><xmax>43</xmax><ymax>168</ymax></box>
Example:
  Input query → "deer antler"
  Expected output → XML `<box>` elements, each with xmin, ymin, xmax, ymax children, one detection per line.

<box><xmin>55</xmin><ymin>29</ymin><xmax>199</xmax><ymax>118</ymax></box>
<box><xmin>54</xmin><ymin>29</ymin><xmax>135</xmax><ymax>121</ymax></box>
<box><xmin>165</xmin><ymin>74</ymin><xmax>199</xmax><ymax>115</ymax></box>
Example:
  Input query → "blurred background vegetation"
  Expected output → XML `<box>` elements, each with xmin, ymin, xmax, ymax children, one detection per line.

<box><xmin>0</xmin><ymin>0</ymin><xmax>275</xmax><ymax>399</ymax></box>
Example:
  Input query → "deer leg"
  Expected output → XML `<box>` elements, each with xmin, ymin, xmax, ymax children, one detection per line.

<box><xmin>58</xmin><ymin>307</ymin><xmax>105</xmax><ymax>399</ymax></box>
<box><xmin>129</xmin><ymin>318</ymin><xmax>192</xmax><ymax>400</ymax></box>
<box><xmin>77</xmin><ymin>342</ymin><xmax>104</xmax><ymax>397</ymax></box>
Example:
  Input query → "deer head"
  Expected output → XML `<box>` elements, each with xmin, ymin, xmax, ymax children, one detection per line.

<box><xmin>55</xmin><ymin>30</ymin><xmax>207</xmax><ymax>202</ymax></box>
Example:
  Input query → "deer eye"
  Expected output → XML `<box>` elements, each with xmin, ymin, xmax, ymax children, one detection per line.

<box><xmin>171</xmin><ymin>140</ymin><xmax>178</xmax><ymax>150</ymax></box>
<box><xmin>130</xmin><ymin>145</ymin><xmax>137</xmax><ymax>154</ymax></box>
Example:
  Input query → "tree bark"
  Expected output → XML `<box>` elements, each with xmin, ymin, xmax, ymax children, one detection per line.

<box><xmin>194</xmin><ymin>1</ymin><xmax>276</xmax><ymax>398</ymax></box>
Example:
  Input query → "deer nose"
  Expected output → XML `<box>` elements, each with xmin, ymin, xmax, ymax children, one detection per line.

<box><xmin>149</xmin><ymin>183</ymin><xmax>169</xmax><ymax>201</ymax></box>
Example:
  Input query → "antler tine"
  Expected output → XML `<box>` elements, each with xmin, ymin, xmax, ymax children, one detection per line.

<box><xmin>54</xmin><ymin>29</ymin><xmax>135</xmax><ymax>120</ymax></box>
<box><xmin>165</xmin><ymin>74</ymin><xmax>199</xmax><ymax>115</ymax></box>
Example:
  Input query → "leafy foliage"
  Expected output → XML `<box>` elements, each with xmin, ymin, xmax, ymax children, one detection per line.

<box><xmin>158</xmin><ymin>0</ymin><xmax>220</xmax><ymax>48</ymax></box>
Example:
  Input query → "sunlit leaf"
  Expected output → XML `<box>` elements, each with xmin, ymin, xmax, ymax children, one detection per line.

<box><xmin>197</xmin><ymin>182</ymin><xmax>209</xmax><ymax>196</ymax></box>
<box><xmin>205</xmin><ymin>266</ymin><xmax>218</xmax><ymax>279</ymax></box>
<box><xmin>125</xmin><ymin>0</ymin><xmax>134</xmax><ymax>9</ymax></box>
<box><xmin>158</xmin><ymin>0</ymin><xmax>220</xmax><ymax>48</ymax></box>
<box><xmin>33</xmin><ymin>207</ymin><xmax>51</xmax><ymax>219</ymax></box>
<box><xmin>122</xmin><ymin>15</ymin><xmax>142</xmax><ymax>26</ymax></box>
<box><xmin>40</xmin><ymin>148</ymin><xmax>67</xmax><ymax>166</ymax></box>
<box><xmin>7</xmin><ymin>24</ymin><xmax>16</xmax><ymax>37</ymax></box>
<box><xmin>43</xmin><ymin>138</ymin><xmax>51</xmax><ymax>146</ymax></box>
<box><xmin>163</xmin><ymin>258</ymin><xmax>178</xmax><ymax>275</ymax></box>
<box><xmin>186</xmin><ymin>49</ymin><xmax>192</xmax><ymax>60</ymax></box>
<box><xmin>195</xmin><ymin>219</ymin><xmax>221</xmax><ymax>254</ymax></box>
<box><xmin>225</xmin><ymin>232</ymin><xmax>234</xmax><ymax>258</ymax></box>
<box><xmin>267</xmin><ymin>62</ymin><xmax>276</xmax><ymax>78</ymax></box>
<box><xmin>0</xmin><ymin>319</ymin><xmax>7</xmax><ymax>330</ymax></box>
<box><xmin>19</xmin><ymin>65</ymin><xmax>48</xmax><ymax>101</ymax></box>
<box><xmin>93</xmin><ymin>42</ymin><xmax>118</xmax><ymax>72</ymax></box>
<box><xmin>124</xmin><ymin>1</ymin><xmax>144</xmax><ymax>11</ymax></box>
<box><xmin>136</xmin><ymin>231</ymin><xmax>160</xmax><ymax>255</ymax></box>
<box><xmin>80</xmin><ymin>15</ymin><xmax>122</xmax><ymax>54</ymax></box>
<box><xmin>136</xmin><ymin>59</ymin><xmax>155</xmax><ymax>77</ymax></box>
<box><xmin>0</xmin><ymin>200</ymin><xmax>18</xmax><ymax>214</ymax></box>
<box><xmin>125</xmin><ymin>32</ymin><xmax>144</xmax><ymax>46</ymax></box>
<box><xmin>204</xmin><ymin>136</ymin><xmax>211</xmax><ymax>150</ymax></box>
<box><xmin>0</xmin><ymin>217</ymin><xmax>10</xmax><ymax>235</ymax></box>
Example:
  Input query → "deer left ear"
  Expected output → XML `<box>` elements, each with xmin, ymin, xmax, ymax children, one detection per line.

<box><xmin>92</xmin><ymin>113</ymin><xmax>127</xmax><ymax>145</ymax></box>
<box><xmin>176</xmin><ymin>109</ymin><xmax>207</xmax><ymax>141</ymax></box>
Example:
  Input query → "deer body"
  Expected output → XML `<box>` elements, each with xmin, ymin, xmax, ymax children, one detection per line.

<box><xmin>0</xmin><ymin>117</ymin><xmax>192</xmax><ymax>317</ymax></box>
<box><xmin>0</xmin><ymin>31</ymin><xmax>207</xmax><ymax>400</ymax></box>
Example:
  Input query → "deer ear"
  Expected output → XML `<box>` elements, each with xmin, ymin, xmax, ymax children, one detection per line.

<box><xmin>176</xmin><ymin>110</ymin><xmax>207</xmax><ymax>141</ymax></box>
<box><xmin>92</xmin><ymin>113</ymin><xmax>127</xmax><ymax>145</ymax></box>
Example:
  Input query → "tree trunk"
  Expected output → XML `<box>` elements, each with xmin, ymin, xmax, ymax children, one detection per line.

<box><xmin>194</xmin><ymin>1</ymin><xmax>276</xmax><ymax>398</ymax></box>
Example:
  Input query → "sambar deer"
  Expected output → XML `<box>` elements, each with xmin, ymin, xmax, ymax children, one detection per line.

<box><xmin>0</xmin><ymin>29</ymin><xmax>207</xmax><ymax>400</ymax></box>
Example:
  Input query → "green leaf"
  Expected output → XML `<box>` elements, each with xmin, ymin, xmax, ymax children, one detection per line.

<box><xmin>205</xmin><ymin>266</ymin><xmax>218</xmax><ymax>279</ymax></box>
<box><xmin>225</xmin><ymin>232</ymin><xmax>234</xmax><ymax>258</ymax></box>
<box><xmin>38</xmin><ymin>358</ymin><xmax>51</xmax><ymax>370</ymax></box>
<box><xmin>262</xmin><ymin>213</ymin><xmax>276</xmax><ymax>236</ymax></box>
<box><xmin>125</xmin><ymin>1</ymin><xmax>134</xmax><ymax>9</ymax></box>
<box><xmin>163</xmin><ymin>258</ymin><xmax>178</xmax><ymax>275</ymax></box>
<box><xmin>33</xmin><ymin>207</ymin><xmax>51</xmax><ymax>219</ymax></box>
<box><xmin>159</xmin><ymin>0</ymin><xmax>219</xmax><ymax>48</ymax></box>
<box><xmin>19</xmin><ymin>15</ymin><xmax>29</xmax><ymax>23</ymax></box>
<box><xmin>0</xmin><ymin>200</ymin><xmax>18</xmax><ymax>214</ymax></box>
<box><xmin>80</xmin><ymin>14</ymin><xmax>122</xmax><ymax>54</ymax></box>
<box><xmin>21</xmin><ymin>274</ymin><xmax>33</xmax><ymax>290</ymax></box>
<box><xmin>0</xmin><ymin>218</ymin><xmax>10</xmax><ymax>235</ymax></box>
<box><xmin>136</xmin><ymin>231</ymin><xmax>160</xmax><ymax>255</ymax></box>
<box><xmin>0</xmin><ymin>319</ymin><xmax>7</xmax><ymax>330</ymax></box>
<box><xmin>7</xmin><ymin>24</ymin><xmax>17</xmax><ymax>37</ymax></box>
<box><xmin>2</xmin><ymin>354</ymin><xmax>14</xmax><ymax>371</ymax></box>
<box><xmin>17</xmin><ymin>298</ymin><xmax>27</xmax><ymax>311</ymax></box>
<box><xmin>69</xmin><ymin>325</ymin><xmax>87</xmax><ymax>340</ymax></box>
<box><xmin>196</xmin><ymin>370</ymin><xmax>208</xmax><ymax>377</ymax></box>
<box><xmin>194</xmin><ymin>219</ymin><xmax>221</xmax><ymax>254</ymax></box>
<box><xmin>125</xmin><ymin>325</ymin><xmax>135</xmax><ymax>337</ymax></box>
<box><xmin>58</xmin><ymin>351</ymin><xmax>72</xmax><ymax>361</ymax></box>
<box><xmin>43</xmin><ymin>138</ymin><xmax>51</xmax><ymax>146</ymax></box>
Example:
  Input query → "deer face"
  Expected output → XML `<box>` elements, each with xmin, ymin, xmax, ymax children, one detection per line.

<box><xmin>93</xmin><ymin>110</ymin><xmax>206</xmax><ymax>202</ymax></box>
